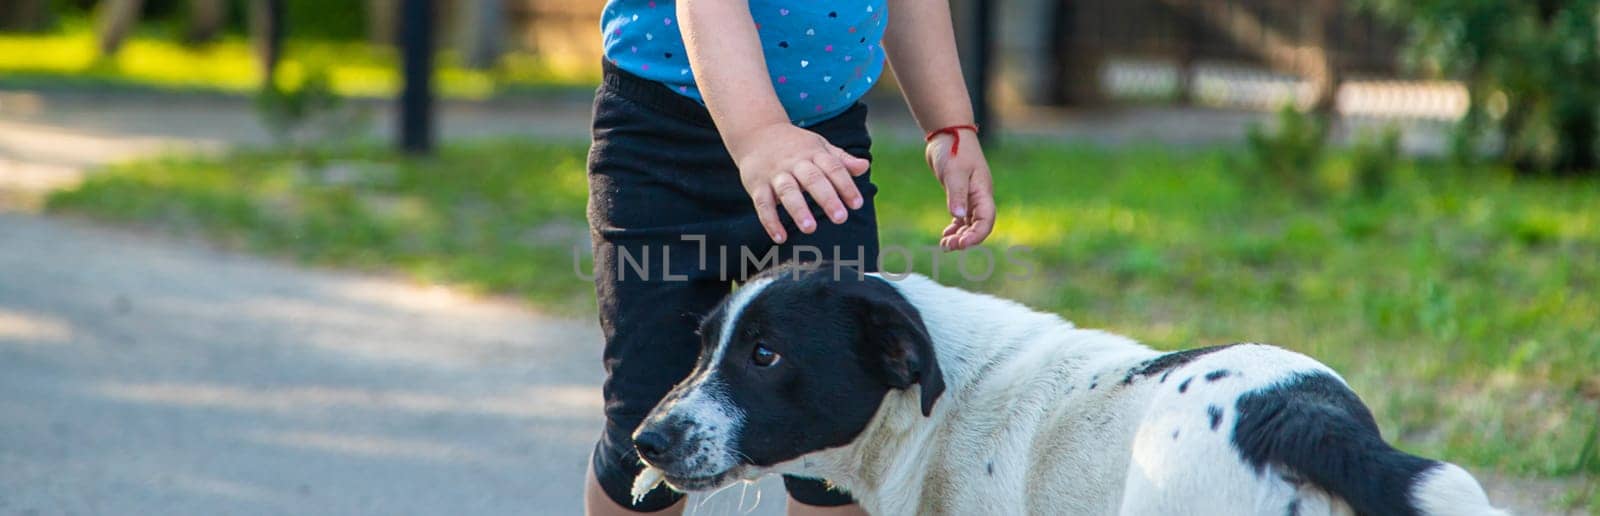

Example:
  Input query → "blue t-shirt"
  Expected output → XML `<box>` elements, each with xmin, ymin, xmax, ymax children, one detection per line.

<box><xmin>600</xmin><ymin>0</ymin><xmax>888</xmax><ymax>126</ymax></box>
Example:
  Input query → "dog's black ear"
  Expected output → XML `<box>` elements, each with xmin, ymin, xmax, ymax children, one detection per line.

<box><xmin>853</xmin><ymin>282</ymin><xmax>945</xmax><ymax>417</ymax></box>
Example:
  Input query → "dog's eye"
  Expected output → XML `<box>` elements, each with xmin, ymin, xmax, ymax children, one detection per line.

<box><xmin>752</xmin><ymin>344</ymin><xmax>781</xmax><ymax>367</ymax></box>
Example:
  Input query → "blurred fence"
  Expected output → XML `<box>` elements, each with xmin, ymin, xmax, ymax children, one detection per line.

<box><xmin>1044</xmin><ymin>0</ymin><xmax>1407</xmax><ymax>106</ymax></box>
<box><xmin>1</xmin><ymin>0</ymin><xmax>1463</xmax><ymax>120</ymax></box>
<box><xmin>500</xmin><ymin>0</ymin><xmax>1456</xmax><ymax>119</ymax></box>
<box><xmin>506</xmin><ymin>0</ymin><xmax>600</xmax><ymax>72</ymax></box>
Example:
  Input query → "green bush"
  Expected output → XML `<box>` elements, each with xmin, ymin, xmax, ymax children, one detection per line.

<box><xmin>1366</xmin><ymin>0</ymin><xmax>1600</xmax><ymax>175</ymax></box>
<box><xmin>282</xmin><ymin>0</ymin><xmax>368</xmax><ymax>41</ymax></box>
<box><xmin>1350</xmin><ymin>126</ymin><xmax>1402</xmax><ymax>201</ymax></box>
<box><xmin>254</xmin><ymin>64</ymin><xmax>372</xmax><ymax>162</ymax></box>
<box><xmin>1243</xmin><ymin>106</ymin><xmax>1329</xmax><ymax>201</ymax></box>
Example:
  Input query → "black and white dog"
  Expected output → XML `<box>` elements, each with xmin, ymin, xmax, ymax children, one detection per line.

<box><xmin>631</xmin><ymin>263</ymin><xmax>1505</xmax><ymax>515</ymax></box>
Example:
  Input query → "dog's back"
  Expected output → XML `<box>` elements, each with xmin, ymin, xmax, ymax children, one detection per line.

<box><xmin>1089</xmin><ymin>343</ymin><xmax>1503</xmax><ymax>516</ymax></box>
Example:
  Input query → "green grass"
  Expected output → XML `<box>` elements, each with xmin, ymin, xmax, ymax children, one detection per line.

<box><xmin>45</xmin><ymin>139</ymin><xmax>1600</xmax><ymax>506</ymax></box>
<box><xmin>0</xmin><ymin>20</ymin><xmax>596</xmax><ymax>98</ymax></box>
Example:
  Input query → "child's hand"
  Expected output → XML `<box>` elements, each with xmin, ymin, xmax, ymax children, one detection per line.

<box><xmin>925</xmin><ymin>127</ymin><xmax>995</xmax><ymax>250</ymax></box>
<box><xmin>731</xmin><ymin>123</ymin><xmax>870</xmax><ymax>244</ymax></box>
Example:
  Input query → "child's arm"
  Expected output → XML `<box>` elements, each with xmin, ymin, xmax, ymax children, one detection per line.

<box><xmin>679</xmin><ymin>0</ymin><xmax>870</xmax><ymax>245</ymax></box>
<box><xmin>883</xmin><ymin>0</ymin><xmax>996</xmax><ymax>250</ymax></box>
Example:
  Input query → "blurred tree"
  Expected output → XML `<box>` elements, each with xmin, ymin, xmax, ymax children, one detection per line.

<box><xmin>1366</xmin><ymin>0</ymin><xmax>1600</xmax><ymax>175</ymax></box>
<box><xmin>95</xmin><ymin>0</ymin><xmax>221</xmax><ymax>53</ymax></box>
<box><xmin>255</xmin><ymin>64</ymin><xmax>372</xmax><ymax>164</ymax></box>
<box><xmin>367</xmin><ymin>0</ymin><xmax>396</xmax><ymax>44</ymax></box>
<box><xmin>0</xmin><ymin>0</ymin><xmax>54</xmax><ymax>32</ymax></box>
<box><xmin>1245</xmin><ymin>105</ymin><xmax>1330</xmax><ymax>201</ymax></box>
<box><xmin>249</xmin><ymin>0</ymin><xmax>285</xmax><ymax>84</ymax></box>
<box><xmin>1306</xmin><ymin>0</ymin><xmax>1343</xmax><ymax>117</ymax></box>
<box><xmin>282</xmin><ymin>0</ymin><xmax>366</xmax><ymax>40</ymax></box>
<box><xmin>1049</xmin><ymin>0</ymin><xmax>1105</xmax><ymax>106</ymax></box>
<box><xmin>184</xmin><ymin>0</ymin><xmax>227</xmax><ymax>45</ymax></box>
<box><xmin>96</xmin><ymin>0</ymin><xmax>144</xmax><ymax>55</ymax></box>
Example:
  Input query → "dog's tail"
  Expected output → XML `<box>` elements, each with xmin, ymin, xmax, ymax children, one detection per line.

<box><xmin>1232</xmin><ymin>372</ymin><xmax>1506</xmax><ymax>516</ymax></box>
<box><xmin>1408</xmin><ymin>461</ymin><xmax>1507</xmax><ymax>516</ymax></box>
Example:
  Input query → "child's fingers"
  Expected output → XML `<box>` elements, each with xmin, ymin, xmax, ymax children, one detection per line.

<box><xmin>961</xmin><ymin>170</ymin><xmax>997</xmax><ymax>247</ymax></box>
<box><xmin>771</xmin><ymin>173</ymin><xmax>816</xmax><ymax>234</ymax></box>
<box><xmin>816</xmin><ymin>150</ymin><xmax>864</xmax><ymax>209</ymax></box>
<box><xmin>830</xmin><ymin>146</ymin><xmax>871</xmax><ymax>177</ymax></box>
<box><xmin>751</xmin><ymin>187</ymin><xmax>787</xmax><ymax>244</ymax></box>
<box><xmin>942</xmin><ymin>230</ymin><xmax>967</xmax><ymax>250</ymax></box>
<box><xmin>939</xmin><ymin>217</ymin><xmax>963</xmax><ymax>250</ymax></box>
<box><xmin>793</xmin><ymin>160</ymin><xmax>847</xmax><ymax>224</ymax></box>
<box><xmin>942</xmin><ymin>218</ymin><xmax>962</xmax><ymax>238</ymax></box>
<box><xmin>828</xmin><ymin>170</ymin><xmax>864</xmax><ymax>211</ymax></box>
<box><xmin>959</xmin><ymin>208</ymin><xmax>994</xmax><ymax>249</ymax></box>
<box><xmin>941</xmin><ymin>165</ymin><xmax>971</xmax><ymax>219</ymax></box>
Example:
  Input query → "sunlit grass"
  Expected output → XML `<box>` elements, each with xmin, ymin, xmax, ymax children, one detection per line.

<box><xmin>44</xmin><ymin>140</ymin><xmax>1600</xmax><ymax>508</ymax></box>
<box><xmin>0</xmin><ymin>22</ymin><xmax>597</xmax><ymax>97</ymax></box>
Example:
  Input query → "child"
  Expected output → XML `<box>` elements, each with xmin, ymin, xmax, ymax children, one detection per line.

<box><xmin>585</xmin><ymin>0</ymin><xmax>995</xmax><ymax>513</ymax></box>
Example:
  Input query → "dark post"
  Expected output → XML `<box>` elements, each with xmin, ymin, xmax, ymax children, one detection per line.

<box><xmin>1050</xmin><ymin>0</ymin><xmax>1104</xmax><ymax>107</ymax></box>
<box><xmin>969</xmin><ymin>0</ymin><xmax>995</xmax><ymax>144</ymax></box>
<box><xmin>1173</xmin><ymin>0</ymin><xmax>1198</xmax><ymax>106</ymax></box>
<box><xmin>252</xmin><ymin>0</ymin><xmax>284</xmax><ymax>86</ymax></box>
<box><xmin>399</xmin><ymin>0</ymin><xmax>435</xmax><ymax>155</ymax></box>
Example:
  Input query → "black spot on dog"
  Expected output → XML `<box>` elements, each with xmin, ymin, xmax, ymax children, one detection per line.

<box><xmin>640</xmin><ymin>262</ymin><xmax>947</xmax><ymax>477</ymax></box>
<box><xmin>1178</xmin><ymin>377</ymin><xmax>1193</xmax><ymax>393</ymax></box>
<box><xmin>1231</xmin><ymin>371</ymin><xmax>1439</xmax><ymax>516</ymax></box>
<box><xmin>1208</xmin><ymin>405</ymin><xmax>1223</xmax><ymax>430</ymax></box>
<box><xmin>1121</xmin><ymin>344</ymin><xmax>1238</xmax><ymax>385</ymax></box>
<box><xmin>1160</xmin><ymin>370</ymin><xmax>1173</xmax><ymax>383</ymax></box>
<box><xmin>1089</xmin><ymin>381</ymin><xmax>1097</xmax><ymax>390</ymax></box>
<box><xmin>1205</xmin><ymin>369</ymin><xmax>1231</xmax><ymax>382</ymax></box>
<box><xmin>1171</xmin><ymin>429</ymin><xmax>1180</xmax><ymax>440</ymax></box>
<box><xmin>1285</xmin><ymin>498</ymin><xmax>1301</xmax><ymax>516</ymax></box>
<box><xmin>986</xmin><ymin>462</ymin><xmax>994</xmax><ymax>476</ymax></box>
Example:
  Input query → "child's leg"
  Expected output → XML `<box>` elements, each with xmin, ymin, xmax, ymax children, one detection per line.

<box><xmin>586</xmin><ymin>62</ymin><xmax>878</xmax><ymax>512</ymax></box>
<box><xmin>587</xmin><ymin>66</ymin><xmax>743</xmax><ymax>512</ymax></box>
<box><xmin>588</xmin><ymin>268</ymin><xmax>730</xmax><ymax>512</ymax></box>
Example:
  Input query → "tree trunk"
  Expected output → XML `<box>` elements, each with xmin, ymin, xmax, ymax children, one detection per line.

<box><xmin>96</xmin><ymin>0</ymin><xmax>145</xmax><ymax>57</ymax></box>
<box><xmin>1307</xmin><ymin>0</ymin><xmax>1341</xmax><ymax>117</ymax></box>
<box><xmin>368</xmin><ymin>0</ymin><xmax>398</xmax><ymax>45</ymax></box>
<box><xmin>185</xmin><ymin>0</ymin><xmax>228</xmax><ymax>45</ymax></box>
<box><xmin>1553</xmin><ymin>100</ymin><xmax>1597</xmax><ymax>174</ymax></box>
<box><xmin>1050</xmin><ymin>0</ymin><xmax>1104</xmax><ymax>106</ymax></box>
<box><xmin>249</xmin><ymin>0</ymin><xmax>285</xmax><ymax>87</ymax></box>
<box><xmin>1171</xmin><ymin>0</ymin><xmax>1199</xmax><ymax>106</ymax></box>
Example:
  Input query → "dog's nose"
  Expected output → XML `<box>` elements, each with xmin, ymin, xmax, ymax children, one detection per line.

<box><xmin>634</xmin><ymin>430</ymin><xmax>671</xmax><ymax>462</ymax></box>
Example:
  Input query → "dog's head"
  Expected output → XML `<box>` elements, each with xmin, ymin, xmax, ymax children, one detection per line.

<box><xmin>632</xmin><ymin>262</ymin><xmax>945</xmax><ymax>492</ymax></box>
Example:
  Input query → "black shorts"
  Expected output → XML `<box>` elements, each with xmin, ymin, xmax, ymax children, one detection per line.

<box><xmin>586</xmin><ymin>61</ymin><xmax>879</xmax><ymax>511</ymax></box>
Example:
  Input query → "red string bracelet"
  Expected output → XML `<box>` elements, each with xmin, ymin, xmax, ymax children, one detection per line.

<box><xmin>925</xmin><ymin>124</ymin><xmax>980</xmax><ymax>157</ymax></box>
